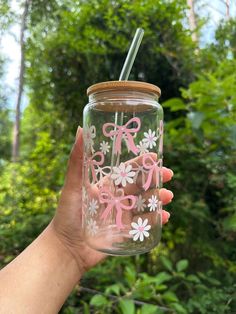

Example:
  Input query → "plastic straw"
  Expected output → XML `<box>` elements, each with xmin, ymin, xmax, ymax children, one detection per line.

<box><xmin>119</xmin><ymin>28</ymin><xmax>144</xmax><ymax>81</ymax></box>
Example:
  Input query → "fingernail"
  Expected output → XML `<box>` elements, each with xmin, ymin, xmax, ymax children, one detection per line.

<box><xmin>162</xmin><ymin>167</ymin><xmax>174</xmax><ymax>178</ymax></box>
<box><xmin>163</xmin><ymin>188</ymin><xmax>174</xmax><ymax>200</ymax></box>
<box><xmin>76</xmin><ymin>126</ymin><xmax>81</xmax><ymax>139</ymax></box>
<box><xmin>169</xmin><ymin>169</ymin><xmax>174</xmax><ymax>177</ymax></box>
<box><xmin>163</xmin><ymin>210</ymin><xmax>170</xmax><ymax>223</ymax></box>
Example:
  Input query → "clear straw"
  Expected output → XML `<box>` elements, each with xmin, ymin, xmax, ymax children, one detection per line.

<box><xmin>111</xmin><ymin>28</ymin><xmax>144</xmax><ymax>169</ymax></box>
<box><xmin>119</xmin><ymin>28</ymin><xmax>144</xmax><ymax>81</ymax></box>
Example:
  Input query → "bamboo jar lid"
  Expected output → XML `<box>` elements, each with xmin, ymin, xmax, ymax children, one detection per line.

<box><xmin>87</xmin><ymin>81</ymin><xmax>161</xmax><ymax>97</ymax></box>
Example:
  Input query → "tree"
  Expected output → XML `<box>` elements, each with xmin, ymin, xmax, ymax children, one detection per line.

<box><xmin>1</xmin><ymin>1</ymin><xmax>236</xmax><ymax>312</ymax></box>
<box><xmin>0</xmin><ymin>0</ymin><xmax>12</xmax><ymax>37</ymax></box>
<box><xmin>0</xmin><ymin>90</ymin><xmax>12</xmax><ymax>162</ymax></box>
<box><xmin>163</xmin><ymin>57</ymin><xmax>236</xmax><ymax>269</ymax></box>
<box><xmin>187</xmin><ymin>0</ymin><xmax>198</xmax><ymax>43</ymax></box>
<box><xmin>0</xmin><ymin>0</ymin><xmax>13</xmax><ymax>163</ymax></box>
<box><xmin>12</xmin><ymin>0</ymin><xmax>30</xmax><ymax>162</ymax></box>
<box><xmin>24</xmin><ymin>0</ymin><xmax>197</xmax><ymax>147</ymax></box>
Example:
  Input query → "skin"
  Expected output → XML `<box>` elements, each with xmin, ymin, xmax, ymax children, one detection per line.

<box><xmin>0</xmin><ymin>127</ymin><xmax>174</xmax><ymax>314</ymax></box>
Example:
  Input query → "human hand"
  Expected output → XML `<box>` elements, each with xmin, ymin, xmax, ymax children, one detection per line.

<box><xmin>51</xmin><ymin>127</ymin><xmax>174</xmax><ymax>274</ymax></box>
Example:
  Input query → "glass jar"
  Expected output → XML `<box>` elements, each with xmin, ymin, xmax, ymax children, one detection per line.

<box><xmin>82</xmin><ymin>81</ymin><xmax>163</xmax><ymax>256</ymax></box>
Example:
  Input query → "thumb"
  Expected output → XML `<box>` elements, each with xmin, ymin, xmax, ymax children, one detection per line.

<box><xmin>64</xmin><ymin>126</ymin><xmax>83</xmax><ymax>191</ymax></box>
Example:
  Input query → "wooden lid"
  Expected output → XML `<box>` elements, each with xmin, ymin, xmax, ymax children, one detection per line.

<box><xmin>87</xmin><ymin>80</ymin><xmax>161</xmax><ymax>97</ymax></box>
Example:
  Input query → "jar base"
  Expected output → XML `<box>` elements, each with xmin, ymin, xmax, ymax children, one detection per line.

<box><xmin>85</xmin><ymin>237</ymin><xmax>161</xmax><ymax>256</ymax></box>
<box><xmin>94</xmin><ymin>244</ymin><xmax>160</xmax><ymax>256</ymax></box>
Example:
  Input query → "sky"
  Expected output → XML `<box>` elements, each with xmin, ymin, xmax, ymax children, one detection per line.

<box><xmin>1</xmin><ymin>0</ymin><xmax>21</xmax><ymax>108</ymax></box>
<box><xmin>1</xmin><ymin>0</ymin><xmax>236</xmax><ymax>109</ymax></box>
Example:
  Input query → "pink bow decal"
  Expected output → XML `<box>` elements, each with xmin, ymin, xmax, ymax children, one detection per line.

<box><xmin>142</xmin><ymin>154</ymin><xmax>162</xmax><ymax>191</ymax></box>
<box><xmin>103</xmin><ymin>117</ymin><xmax>141</xmax><ymax>155</ymax></box>
<box><xmin>132</xmin><ymin>162</ymin><xmax>148</xmax><ymax>186</ymax></box>
<box><xmin>86</xmin><ymin>152</ymin><xmax>104</xmax><ymax>183</ymax></box>
<box><xmin>95</xmin><ymin>166</ymin><xmax>111</xmax><ymax>186</ymax></box>
<box><xmin>99</xmin><ymin>188</ymin><xmax>136</xmax><ymax>230</ymax></box>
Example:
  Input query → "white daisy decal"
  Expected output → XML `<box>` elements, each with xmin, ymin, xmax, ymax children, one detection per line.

<box><xmin>148</xmin><ymin>195</ymin><xmax>158</xmax><ymax>211</ymax></box>
<box><xmin>84</xmin><ymin>125</ymin><xmax>96</xmax><ymax>150</ymax></box>
<box><xmin>88</xmin><ymin>199</ymin><xmax>99</xmax><ymax>216</ymax></box>
<box><xmin>111</xmin><ymin>163</ymin><xmax>135</xmax><ymax>187</ymax></box>
<box><xmin>100</xmin><ymin>141</ymin><xmax>110</xmax><ymax>155</ymax></box>
<box><xmin>137</xmin><ymin>140</ymin><xmax>149</xmax><ymax>155</ymax></box>
<box><xmin>129</xmin><ymin>217</ymin><xmax>151</xmax><ymax>242</ymax></box>
<box><xmin>143</xmin><ymin>129</ymin><xmax>158</xmax><ymax>149</ymax></box>
<box><xmin>87</xmin><ymin>219</ymin><xmax>98</xmax><ymax>236</ymax></box>
<box><xmin>136</xmin><ymin>195</ymin><xmax>146</xmax><ymax>212</ymax></box>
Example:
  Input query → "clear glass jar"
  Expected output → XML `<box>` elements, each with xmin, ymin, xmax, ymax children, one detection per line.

<box><xmin>82</xmin><ymin>81</ymin><xmax>163</xmax><ymax>256</ymax></box>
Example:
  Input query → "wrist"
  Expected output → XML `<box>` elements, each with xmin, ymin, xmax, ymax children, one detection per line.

<box><xmin>46</xmin><ymin>222</ymin><xmax>85</xmax><ymax>280</ymax></box>
<box><xmin>47</xmin><ymin>219</ymin><xmax>86</xmax><ymax>280</ymax></box>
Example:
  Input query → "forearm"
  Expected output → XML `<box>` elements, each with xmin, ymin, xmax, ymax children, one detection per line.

<box><xmin>0</xmin><ymin>223</ymin><xmax>82</xmax><ymax>314</ymax></box>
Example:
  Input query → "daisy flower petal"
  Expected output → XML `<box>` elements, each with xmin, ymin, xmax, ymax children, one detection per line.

<box><xmin>133</xmin><ymin>231</ymin><xmax>141</xmax><ymax>241</ymax></box>
<box><xmin>129</xmin><ymin>217</ymin><xmax>151</xmax><ymax>242</ymax></box>
<box><xmin>111</xmin><ymin>162</ymin><xmax>136</xmax><ymax>187</ymax></box>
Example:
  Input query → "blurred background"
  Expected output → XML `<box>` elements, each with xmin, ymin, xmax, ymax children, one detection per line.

<box><xmin>0</xmin><ymin>0</ymin><xmax>236</xmax><ymax>313</ymax></box>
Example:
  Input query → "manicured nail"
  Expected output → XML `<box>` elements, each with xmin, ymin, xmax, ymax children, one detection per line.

<box><xmin>169</xmin><ymin>169</ymin><xmax>174</xmax><ymax>177</ymax></box>
<box><xmin>162</xmin><ymin>210</ymin><xmax>170</xmax><ymax>223</ymax></box>
<box><xmin>162</xmin><ymin>167</ymin><xmax>174</xmax><ymax>180</ymax></box>
<box><xmin>76</xmin><ymin>126</ymin><xmax>81</xmax><ymax>139</ymax></box>
<box><xmin>165</xmin><ymin>211</ymin><xmax>170</xmax><ymax>220</ymax></box>
<box><xmin>163</xmin><ymin>188</ymin><xmax>174</xmax><ymax>200</ymax></box>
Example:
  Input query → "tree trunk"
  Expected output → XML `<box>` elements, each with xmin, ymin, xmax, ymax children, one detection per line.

<box><xmin>12</xmin><ymin>0</ymin><xmax>30</xmax><ymax>162</ymax></box>
<box><xmin>226</xmin><ymin>0</ymin><xmax>230</xmax><ymax>19</ymax></box>
<box><xmin>187</xmin><ymin>0</ymin><xmax>198</xmax><ymax>43</ymax></box>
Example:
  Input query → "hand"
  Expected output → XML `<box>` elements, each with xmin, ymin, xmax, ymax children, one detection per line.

<box><xmin>51</xmin><ymin>127</ymin><xmax>174</xmax><ymax>274</ymax></box>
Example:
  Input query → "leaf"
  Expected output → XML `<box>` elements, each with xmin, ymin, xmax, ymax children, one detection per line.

<box><xmin>140</xmin><ymin>304</ymin><xmax>158</xmax><ymax>314</ymax></box>
<box><xmin>176</xmin><ymin>259</ymin><xmax>189</xmax><ymax>272</ymax></box>
<box><xmin>154</xmin><ymin>272</ymin><xmax>172</xmax><ymax>285</ymax></box>
<box><xmin>119</xmin><ymin>299</ymin><xmax>135</xmax><ymax>314</ymax></box>
<box><xmin>171</xmin><ymin>303</ymin><xmax>187</xmax><ymax>314</ymax></box>
<box><xmin>204</xmin><ymin>276</ymin><xmax>221</xmax><ymax>286</ymax></box>
<box><xmin>187</xmin><ymin>274</ymin><xmax>201</xmax><ymax>283</ymax></box>
<box><xmin>163</xmin><ymin>98</ymin><xmax>186</xmax><ymax>111</ymax></box>
<box><xmin>155</xmin><ymin>284</ymin><xmax>168</xmax><ymax>291</ymax></box>
<box><xmin>159</xmin><ymin>256</ymin><xmax>173</xmax><ymax>272</ymax></box>
<box><xmin>105</xmin><ymin>284</ymin><xmax>120</xmax><ymax>296</ymax></box>
<box><xmin>222</xmin><ymin>214</ymin><xmax>236</xmax><ymax>232</ymax></box>
<box><xmin>90</xmin><ymin>294</ymin><xmax>108</xmax><ymax>307</ymax></box>
<box><xmin>187</xmin><ymin>111</ymin><xmax>204</xmax><ymax>129</ymax></box>
<box><xmin>125</xmin><ymin>266</ymin><xmax>136</xmax><ymax>286</ymax></box>
<box><xmin>82</xmin><ymin>302</ymin><xmax>90</xmax><ymax>314</ymax></box>
<box><xmin>140</xmin><ymin>272</ymin><xmax>171</xmax><ymax>286</ymax></box>
<box><xmin>162</xmin><ymin>291</ymin><xmax>178</xmax><ymax>302</ymax></box>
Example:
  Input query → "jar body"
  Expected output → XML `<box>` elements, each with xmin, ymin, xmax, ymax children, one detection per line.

<box><xmin>82</xmin><ymin>87</ymin><xmax>163</xmax><ymax>256</ymax></box>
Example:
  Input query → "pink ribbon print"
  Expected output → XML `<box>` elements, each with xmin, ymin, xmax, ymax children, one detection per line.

<box><xmin>99</xmin><ymin>188</ymin><xmax>136</xmax><ymax>230</ymax></box>
<box><xmin>142</xmin><ymin>154</ymin><xmax>162</xmax><ymax>191</ymax></box>
<box><xmin>132</xmin><ymin>162</ymin><xmax>148</xmax><ymax>186</ymax></box>
<box><xmin>103</xmin><ymin>117</ymin><xmax>141</xmax><ymax>155</ymax></box>
<box><xmin>86</xmin><ymin>152</ymin><xmax>105</xmax><ymax>183</ymax></box>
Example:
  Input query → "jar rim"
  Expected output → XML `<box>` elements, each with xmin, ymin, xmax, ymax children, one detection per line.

<box><xmin>87</xmin><ymin>80</ymin><xmax>161</xmax><ymax>97</ymax></box>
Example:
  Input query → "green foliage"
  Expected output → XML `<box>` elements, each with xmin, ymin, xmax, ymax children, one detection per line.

<box><xmin>90</xmin><ymin>294</ymin><xmax>109</xmax><ymax>307</ymax></box>
<box><xmin>0</xmin><ymin>105</ymin><xmax>12</xmax><ymax>162</ymax></box>
<box><xmin>0</xmin><ymin>8</ymin><xmax>12</xmax><ymax>163</ymax></box>
<box><xmin>61</xmin><ymin>254</ymin><xmax>235</xmax><ymax>313</ymax></box>
<box><xmin>25</xmin><ymin>0</ymin><xmax>197</xmax><ymax>140</ymax></box>
<box><xmin>1</xmin><ymin>0</ymin><xmax>236</xmax><ymax>313</ymax></box>
<box><xmin>119</xmin><ymin>299</ymin><xmax>135</xmax><ymax>314</ymax></box>
<box><xmin>0</xmin><ymin>0</ymin><xmax>13</xmax><ymax>32</ymax></box>
<box><xmin>0</xmin><ymin>132</ymin><xmax>68</xmax><ymax>261</ymax></box>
